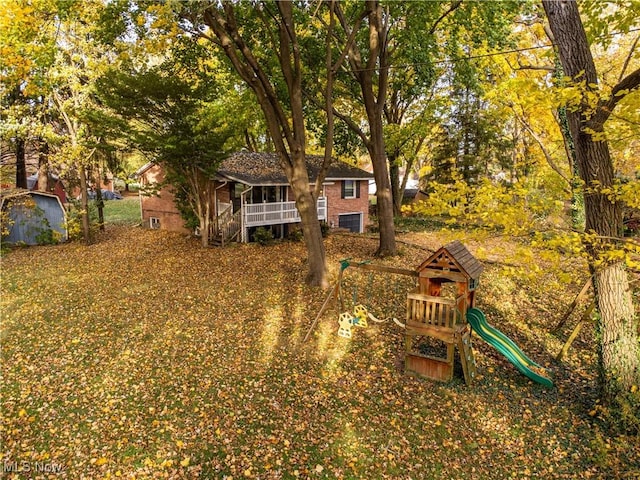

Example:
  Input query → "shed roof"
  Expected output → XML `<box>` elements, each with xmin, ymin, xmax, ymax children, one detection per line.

<box><xmin>0</xmin><ymin>188</ymin><xmax>61</xmax><ymax>202</ymax></box>
<box><xmin>417</xmin><ymin>240</ymin><xmax>483</xmax><ymax>280</ymax></box>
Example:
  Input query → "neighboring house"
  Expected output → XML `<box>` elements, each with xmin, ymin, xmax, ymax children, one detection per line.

<box><xmin>27</xmin><ymin>172</ymin><xmax>68</xmax><ymax>204</ymax></box>
<box><xmin>1</xmin><ymin>189</ymin><xmax>68</xmax><ymax>245</ymax></box>
<box><xmin>135</xmin><ymin>152</ymin><xmax>374</xmax><ymax>244</ymax></box>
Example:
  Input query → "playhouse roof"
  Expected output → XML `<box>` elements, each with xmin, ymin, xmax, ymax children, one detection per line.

<box><xmin>417</xmin><ymin>240</ymin><xmax>483</xmax><ymax>280</ymax></box>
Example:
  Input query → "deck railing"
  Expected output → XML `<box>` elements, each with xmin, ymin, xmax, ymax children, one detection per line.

<box><xmin>243</xmin><ymin>197</ymin><xmax>327</xmax><ymax>228</ymax></box>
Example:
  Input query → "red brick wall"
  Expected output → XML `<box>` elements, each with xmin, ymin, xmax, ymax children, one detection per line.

<box><xmin>284</xmin><ymin>181</ymin><xmax>370</xmax><ymax>232</ymax></box>
<box><xmin>140</xmin><ymin>165</ymin><xmax>191</xmax><ymax>234</ymax></box>
<box><xmin>324</xmin><ymin>180</ymin><xmax>369</xmax><ymax>232</ymax></box>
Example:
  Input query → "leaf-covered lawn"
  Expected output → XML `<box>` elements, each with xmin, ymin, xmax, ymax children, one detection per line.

<box><xmin>1</xmin><ymin>227</ymin><xmax>638</xmax><ymax>479</ymax></box>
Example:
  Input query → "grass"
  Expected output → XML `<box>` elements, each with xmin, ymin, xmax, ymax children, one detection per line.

<box><xmin>101</xmin><ymin>196</ymin><xmax>141</xmax><ymax>226</ymax></box>
<box><xmin>1</xmin><ymin>225</ymin><xmax>638</xmax><ymax>479</ymax></box>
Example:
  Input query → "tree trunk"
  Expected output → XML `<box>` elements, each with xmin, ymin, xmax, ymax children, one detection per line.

<box><xmin>37</xmin><ymin>139</ymin><xmax>50</xmax><ymax>192</ymax></box>
<box><xmin>293</xmin><ymin>176</ymin><xmax>328</xmax><ymax>288</ymax></box>
<box><xmin>388</xmin><ymin>152</ymin><xmax>402</xmax><ymax>216</ymax></box>
<box><xmin>595</xmin><ymin>263</ymin><xmax>639</xmax><ymax>395</ymax></box>
<box><xmin>201</xmin><ymin>176</ymin><xmax>211</xmax><ymax>248</ymax></box>
<box><xmin>95</xmin><ymin>168</ymin><xmax>105</xmax><ymax>231</ymax></box>
<box><xmin>15</xmin><ymin>138</ymin><xmax>27</xmax><ymax>189</ymax></box>
<box><xmin>201</xmin><ymin>215</ymin><xmax>210</xmax><ymax>248</ymax></box>
<box><xmin>542</xmin><ymin>0</ymin><xmax>640</xmax><ymax>401</ymax></box>
<box><xmin>367</xmin><ymin>129</ymin><xmax>396</xmax><ymax>256</ymax></box>
<box><xmin>78</xmin><ymin>166</ymin><xmax>92</xmax><ymax>245</ymax></box>
<box><xmin>95</xmin><ymin>183</ymin><xmax>105</xmax><ymax>231</ymax></box>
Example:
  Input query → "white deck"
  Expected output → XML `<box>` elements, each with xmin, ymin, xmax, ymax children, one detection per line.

<box><xmin>243</xmin><ymin>197</ymin><xmax>327</xmax><ymax>228</ymax></box>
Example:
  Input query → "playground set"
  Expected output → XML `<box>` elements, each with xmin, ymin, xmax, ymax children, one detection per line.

<box><xmin>305</xmin><ymin>241</ymin><xmax>553</xmax><ymax>388</ymax></box>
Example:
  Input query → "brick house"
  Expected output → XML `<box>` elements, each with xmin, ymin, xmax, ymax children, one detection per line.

<box><xmin>135</xmin><ymin>152</ymin><xmax>373</xmax><ymax>244</ymax></box>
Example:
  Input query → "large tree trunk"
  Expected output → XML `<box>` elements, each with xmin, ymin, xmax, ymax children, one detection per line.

<box><xmin>292</xmin><ymin>174</ymin><xmax>328</xmax><ymax>288</ymax></box>
<box><xmin>543</xmin><ymin>0</ymin><xmax>640</xmax><ymax>401</ymax></box>
<box><xmin>15</xmin><ymin>138</ymin><xmax>27</xmax><ymax>189</ymax></box>
<box><xmin>366</xmin><ymin>121</ymin><xmax>396</xmax><ymax>256</ymax></box>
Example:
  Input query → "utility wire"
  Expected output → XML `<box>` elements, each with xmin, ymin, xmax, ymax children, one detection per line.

<box><xmin>347</xmin><ymin>26</ymin><xmax>640</xmax><ymax>73</ymax></box>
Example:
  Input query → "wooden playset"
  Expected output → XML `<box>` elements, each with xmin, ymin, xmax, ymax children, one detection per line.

<box><xmin>405</xmin><ymin>241</ymin><xmax>483</xmax><ymax>384</ymax></box>
<box><xmin>305</xmin><ymin>240</ymin><xmax>554</xmax><ymax>388</ymax></box>
<box><xmin>304</xmin><ymin>241</ymin><xmax>484</xmax><ymax>385</ymax></box>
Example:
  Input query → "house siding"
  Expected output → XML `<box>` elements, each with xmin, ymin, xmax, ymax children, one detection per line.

<box><xmin>324</xmin><ymin>180</ymin><xmax>369</xmax><ymax>232</ymax></box>
<box><xmin>139</xmin><ymin>164</ymin><xmax>191</xmax><ymax>234</ymax></box>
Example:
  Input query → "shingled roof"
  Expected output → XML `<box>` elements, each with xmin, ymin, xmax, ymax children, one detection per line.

<box><xmin>417</xmin><ymin>240</ymin><xmax>484</xmax><ymax>280</ymax></box>
<box><xmin>216</xmin><ymin>152</ymin><xmax>373</xmax><ymax>185</ymax></box>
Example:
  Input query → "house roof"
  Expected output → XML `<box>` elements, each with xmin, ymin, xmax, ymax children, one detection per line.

<box><xmin>417</xmin><ymin>240</ymin><xmax>484</xmax><ymax>280</ymax></box>
<box><xmin>134</xmin><ymin>152</ymin><xmax>373</xmax><ymax>185</ymax></box>
<box><xmin>26</xmin><ymin>173</ymin><xmax>63</xmax><ymax>190</ymax></box>
<box><xmin>216</xmin><ymin>152</ymin><xmax>374</xmax><ymax>186</ymax></box>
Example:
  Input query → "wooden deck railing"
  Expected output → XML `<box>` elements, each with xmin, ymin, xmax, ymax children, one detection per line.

<box><xmin>406</xmin><ymin>293</ymin><xmax>459</xmax><ymax>329</ymax></box>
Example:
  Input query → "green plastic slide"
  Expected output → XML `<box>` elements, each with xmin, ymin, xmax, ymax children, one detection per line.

<box><xmin>466</xmin><ymin>308</ymin><xmax>553</xmax><ymax>388</ymax></box>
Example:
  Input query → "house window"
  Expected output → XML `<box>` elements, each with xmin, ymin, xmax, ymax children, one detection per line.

<box><xmin>150</xmin><ymin>217</ymin><xmax>160</xmax><ymax>229</ymax></box>
<box><xmin>342</xmin><ymin>180</ymin><xmax>357</xmax><ymax>199</ymax></box>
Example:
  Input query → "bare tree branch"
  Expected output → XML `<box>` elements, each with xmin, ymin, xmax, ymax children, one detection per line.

<box><xmin>510</xmin><ymin>106</ymin><xmax>572</xmax><ymax>189</ymax></box>
<box><xmin>597</xmin><ymin>67</ymin><xmax>640</xmax><ymax>125</ymax></box>
<box><xmin>617</xmin><ymin>34</ymin><xmax>639</xmax><ymax>84</ymax></box>
<box><xmin>428</xmin><ymin>0</ymin><xmax>462</xmax><ymax>35</ymax></box>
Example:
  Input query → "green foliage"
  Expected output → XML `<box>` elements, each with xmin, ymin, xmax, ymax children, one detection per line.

<box><xmin>66</xmin><ymin>200</ymin><xmax>99</xmax><ymax>241</ymax></box>
<box><xmin>96</xmin><ymin>47</ymin><xmax>237</xmax><ymax>236</ymax></box>
<box><xmin>253</xmin><ymin>227</ymin><xmax>274</xmax><ymax>246</ymax></box>
<box><xmin>1</xmin><ymin>204</ymin><xmax>14</xmax><ymax>240</ymax></box>
<box><xmin>320</xmin><ymin>221</ymin><xmax>330</xmax><ymax>238</ymax></box>
<box><xmin>287</xmin><ymin>227</ymin><xmax>303</xmax><ymax>243</ymax></box>
<box><xmin>408</xmin><ymin>173</ymin><xmax>565</xmax><ymax>236</ymax></box>
<box><xmin>33</xmin><ymin>220</ymin><xmax>59</xmax><ymax>245</ymax></box>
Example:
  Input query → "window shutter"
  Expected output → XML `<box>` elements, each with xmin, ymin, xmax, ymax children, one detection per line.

<box><xmin>341</xmin><ymin>181</ymin><xmax>346</xmax><ymax>199</ymax></box>
<box><xmin>356</xmin><ymin>181</ymin><xmax>360</xmax><ymax>198</ymax></box>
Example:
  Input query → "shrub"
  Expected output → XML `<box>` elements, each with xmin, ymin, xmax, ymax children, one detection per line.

<box><xmin>253</xmin><ymin>227</ymin><xmax>274</xmax><ymax>246</ymax></box>
<box><xmin>320</xmin><ymin>221</ymin><xmax>330</xmax><ymax>238</ymax></box>
<box><xmin>66</xmin><ymin>201</ymin><xmax>99</xmax><ymax>241</ymax></box>
<box><xmin>288</xmin><ymin>227</ymin><xmax>303</xmax><ymax>243</ymax></box>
